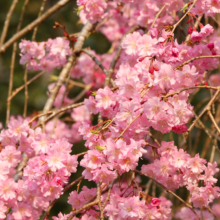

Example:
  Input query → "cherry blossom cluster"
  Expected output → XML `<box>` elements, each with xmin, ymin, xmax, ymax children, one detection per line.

<box><xmin>0</xmin><ymin>117</ymin><xmax>78</xmax><ymax>219</ymax></box>
<box><xmin>45</xmin><ymin>105</ymin><xmax>91</xmax><ymax>144</ymax></box>
<box><xmin>71</xmin><ymin>51</ymin><xmax>112</xmax><ymax>89</ymax></box>
<box><xmin>142</xmin><ymin>141</ymin><xmax>220</xmax><ymax>208</ymax></box>
<box><xmin>19</xmin><ymin>37</ymin><xmax>72</xmax><ymax>72</ymax></box>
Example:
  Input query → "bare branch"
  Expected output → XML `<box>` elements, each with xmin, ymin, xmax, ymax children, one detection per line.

<box><xmin>6</xmin><ymin>0</ymin><xmax>30</xmax><ymax>124</ymax></box>
<box><xmin>0</xmin><ymin>0</ymin><xmax>19</xmax><ymax>46</ymax></box>
<box><xmin>82</xmin><ymin>49</ymin><xmax>108</xmax><ymax>75</ymax></box>
<box><xmin>134</xmin><ymin>169</ymin><xmax>201</xmax><ymax>220</ymax></box>
<box><xmin>0</xmin><ymin>0</ymin><xmax>72</xmax><ymax>53</ymax></box>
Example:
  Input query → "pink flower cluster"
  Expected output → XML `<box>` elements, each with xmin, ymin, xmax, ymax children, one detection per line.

<box><xmin>71</xmin><ymin>50</ymin><xmax>111</xmax><ymax>89</ymax></box>
<box><xmin>77</xmin><ymin>0</ymin><xmax>107</xmax><ymax>24</ymax></box>
<box><xmin>142</xmin><ymin>141</ymin><xmax>219</xmax><ymax>208</ymax></box>
<box><xmin>0</xmin><ymin>117</ymin><xmax>78</xmax><ymax>219</ymax></box>
<box><xmin>45</xmin><ymin>105</ymin><xmax>91</xmax><ymax>144</ymax></box>
<box><xmin>19</xmin><ymin>37</ymin><xmax>72</xmax><ymax>72</ymax></box>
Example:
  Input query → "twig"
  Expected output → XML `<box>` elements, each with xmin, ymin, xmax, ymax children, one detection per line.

<box><xmin>102</xmin><ymin>181</ymin><xmax>114</xmax><ymax>209</ymax></box>
<box><xmin>207</xmin><ymin>109</ymin><xmax>220</xmax><ymax>135</ymax></box>
<box><xmin>162</xmin><ymin>86</ymin><xmax>218</xmax><ymax>98</ymax></box>
<box><xmin>171</xmin><ymin>0</ymin><xmax>198</xmax><ymax>35</ymax></box>
<box><xmin>77</xmin><ymin>152</ymin><xmax>87</xmax><ymax>157</ymax></box>
<box><xmin>193</xmin><ymin>111</ymin><xmax>220</xmax><ymax>141</ymax></box>
<box><xmin>0</xmin><ymin>0</ymin><xmax>72</xmax><ymax>53</ymax></box>
<box><xmin>81</xmin><ymin>49</ymin><xmax>108</xmax><ymax>75</ymax></box>
<box><xmin>97</xmin><ymin>183</ymin><xmax>103</xmax><ymax>219</ymax></box>
<box><xmin>67</xmin><ymin>200</ymin><xmax>99</xmax><ymax>220</ymax></box>
<box><xmin>148</xmin><ymin>4</ymin><xmax>166</xmax><ymax>33</ymax></box>
<box><xmin>41</xmin><ymin>176</ymin><xmax>84</xmax><ymax>220</ymax></box>
<box><xmin>6</xmin><ymin>0</ymin><xmax>30</xmax><ymax>124</ymax></box>
<box><xmin>206</xmin><ymin>206</ymin><xmax>220</xmax><ymax>220</ymax></box>
<box><xmin>32</xmin><ymin>0</ymin><xmax>48</xmax><ymax>40</ymax></box>
<box><xmin>0</xmin><ymin>0</ymin><xmax>19</xmax><ymax>46</ymax></box>
<box><xmin>7</xmin><ymin>71</ymin><xmax>45</xmax><ymax>102</ymax></box>
<box><xmin>187</xmin><ymin>89</ymin><xmax>220</xmax><ymax>134</ymax></box>
<box><xmin>32</xmin><ymin>102</ymin><xmax>84</xmax><ymax>128</ymax></box>
<box><xmin>174</xmin><ymin>55</ymin><xmax>220</xmax><ymax>70</ymax></box>
<box><xmin>23</xmin><ymin>69</ymin><xmax>28</xmax><ymax>118</ymax></box>
<box><xmin>134</xmin><ymin>169</ymin><xmax>201</xmax><ymax>220</ymax></box>
<box><xmin>115</xmin><ymin>113</ymin><xmax>142</xmax><ymax>141</ymax></box>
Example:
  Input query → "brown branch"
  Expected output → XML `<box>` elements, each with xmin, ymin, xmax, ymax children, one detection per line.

<box><xmin>67</xmin><ymin>200</ymin><xmax>99</xmax><ymax>220</ymax></box>
<box><xmin>171</xmin><ymin>0</ymin><xmax>198</xmax><ymax>35</ymax></box>
<box><xmin>115</xmin><ymin>113</ymin><xmax>142</xmax><ymax>142</ymax></box>
<box><xmin>148</xmin><ymin>4</ymin><xmax>166</xmax><ymax>33</ymax></box>
<box><xmin>32</xmin><ymin>102</ymin><xmax>84</xmax><ymax>128</ymax></box>
<box><xmin>187</xmin><ymin>88</ymin><xmax>220</xmax><ymax>134</ymax></box>
<box><xmin>0</xmin><ymin>0</ymin><xmax>19</xmax><ymax>46</ymax></box>
<box><xmin>23</xmin><ymin>69</ymin><xmax>28</xmax><ymax>118</ymax></box>
<box><xmin>162</xmin><ymin>85</ymin><xmax>218</xmax><ymax>98</ymax></box>
<box><xmin>174</xmin><ymin>55</ymin><xmax>220</xmax><ymax>70</ymax></box>
<box><xmin>42</xmin><ymin>176</ymin><xmax>84</xmax><ymax>220</ymax></box>
<box><xmin>32</xmin><ymin>0</ymin><xmax>48</xmax><ymax>40</ymax></box>
<box><xmin>40</xmin><ymin>22</ymin><xmax>93</xmax><ymax>123</ymax></box>
<box><xmin>207</xmin><ymin>109</ymin><xmax>220</xmax><ymax>135</ymax></box>
<box><xmin>81</xmin><ymin>49</ymin><xmax>108</xmax><ymax>75</ymax></box>
<box><xmin>6</xmin><ymin>0</ymin><xmax>30</xmax><ymax>124</ymax></box>
<box><xmin>97</xmin><ymin>183</ymin><xmax>103</xmax><ymax>219</ymax></box>
<box><xmin>206</xmin><ymin>206</ymin><xmax>220</xmax><ymax>220</ymax></box>
<box><xmin>134</xmin><ymin>169</ymin><xmax>201</xmax><ymax>220</ymax></box>
<box><xmin>0</xmin><ymin>0</ymin><xmax>72</xmax><ymax>53</ymax></box>
<box><xmin>7</xmin><ymin>71</ymin><xmax>45</xmax><ymax>102</ymax></box>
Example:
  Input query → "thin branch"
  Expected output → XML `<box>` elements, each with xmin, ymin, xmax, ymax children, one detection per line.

<box><xmin>81</xmin><ymin>49</ymin><xmax>108</xmax><ymax>75</ymax></box>
<box><xmin>42</xmin><ymin>176</ymin><xmax>84</xmax><ymax>220</ymax></box>
<box><xmin>97</xmin><ymin>183</ymin><xmax>103</xmax><ymax>219</ymax></box>
<box><xmin>67</xmin><ymin>200</ymin><xmax>99</xmax><ymax>220</ymax></box>
<box><xmin>32</xmin><ymin>0</ymin><xmax>48</xmax><ymax>40</ymax></box>
<box><xmin>115</xmin><ymin>113</ymin><xmax>142</xmax><ymax>142</ymax></box>
<box><xmin>7</xmin><ymin>71</ymin><xmax>45</xmax><ymax>102</ymax></box>
<box><xmin>148</xmin><ymin>4</ymin><xmax>166</xmax><ymax>33</ymax></box>
<box><xmin>134</xmin><ymin>169</ymin><xmax>201</xmax><ymax>220</ymax></box>
<box><xmin>171</xmin><ymin>0</ymin><xmax>198</xmax><ymax>35</ymax></box>
<box><xmin>207</xmin><ymin>109</ymin><xmax>220</xmax><ymax>135</ymax></box>
<box><xmin>162</xmin><ymin>85</ymin><xmax>218</xmax><ymax>98</ymax></box>
<box><xmin>0</xmin><ymin>0</ymin><xmax>72</xmax><ymax>53</ymax></box>
<box><xmin>206</xmin><ymin>206</ymin><xmax>220</xmax><ymax>220</ymax></box>
<box><xmin>193</xmin><ymin>111</ymin><xmax>220</xmax><ymax>141</ymax></box>
<box><xmin>23</xmin><ymin>69</ymin><xmax>28</xmax><ymax>118</ymax></box>
<box><xmin>0</xmin><ymin>0</ymin><xmax>19</xmax><ymax>46</ymax></box>
<box><xmin>187</xmin><ymin>89</ymin><xmax>220</xmax><ymax>134</ymax></box>
<box><xmin>174</xmin><ymin>55</ymin><xmax>220</xmax><ymax>70</ymax></box>
<box><xmin>33</xmin><ymin>102</ymin><xmax>84</xmax><ymax>128</ymax></box>
<box><xmin>6</xmin><ymin>0</ymin><xmax>30</xmax><ymax>124</ymax></box>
